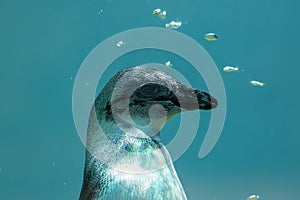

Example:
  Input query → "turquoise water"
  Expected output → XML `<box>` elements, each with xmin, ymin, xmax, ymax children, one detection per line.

<box><xmin>1</xmin><ymin>0</ymin><xmax>300</xmax><ymax>199</ymax></box>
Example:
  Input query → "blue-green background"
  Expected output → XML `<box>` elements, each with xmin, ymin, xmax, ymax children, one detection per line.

<box><xmin>1</xmin><ymin>0</ymin><xmax>299</xmax><ymax>199</ymax></box>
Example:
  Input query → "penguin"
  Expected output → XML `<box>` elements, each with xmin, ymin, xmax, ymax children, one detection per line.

<box><xmin>79</xmin><ymin>66</ymin><xmax>218</xmax><ymax>200</ymax></box>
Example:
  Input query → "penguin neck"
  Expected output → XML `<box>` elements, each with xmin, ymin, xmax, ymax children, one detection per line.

<box><xmin>86</xmin><ymin>104</ymin><xmax>174</xmax><ymax>170</ymax></box>
<box><xmin>98</xmin><ymin>113</ymin><xmax>163</xmax><ymax>152</ymax></box>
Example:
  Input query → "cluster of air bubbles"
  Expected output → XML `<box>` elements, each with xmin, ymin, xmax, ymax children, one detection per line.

<box><xmin>153</xmin><ymin>8</ymin><xmax>167</xmax><ymax>20</ymax></box>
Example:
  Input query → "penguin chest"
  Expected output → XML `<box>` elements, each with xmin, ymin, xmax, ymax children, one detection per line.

<box><xmin>99</xmin><ymin>165</ymin><xmax>187</xmax><ymax>200</ymax></box>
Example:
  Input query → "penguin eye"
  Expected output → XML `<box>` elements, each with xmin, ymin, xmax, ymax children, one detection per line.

<box><xmin>141</xmin><ymin>84</ymin><xmax>157</xmax><ymax>96</ymax></box>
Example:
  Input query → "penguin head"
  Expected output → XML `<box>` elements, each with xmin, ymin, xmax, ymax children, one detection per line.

<box><xmin>105</xmin><ymin>66</ymin><xmax>217</xmax><ymax>132</ymax></box>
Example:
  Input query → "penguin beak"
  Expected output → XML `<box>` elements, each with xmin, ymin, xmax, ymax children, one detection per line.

<box><xmin>192</xmin><ymin>89</ymin><xmax>218</xmax><ymax>110</ymax></box>
<box><xmin>172</xmin><ymin>85</ymin><xmax>218</xmax><ymax>111</ymax></box>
